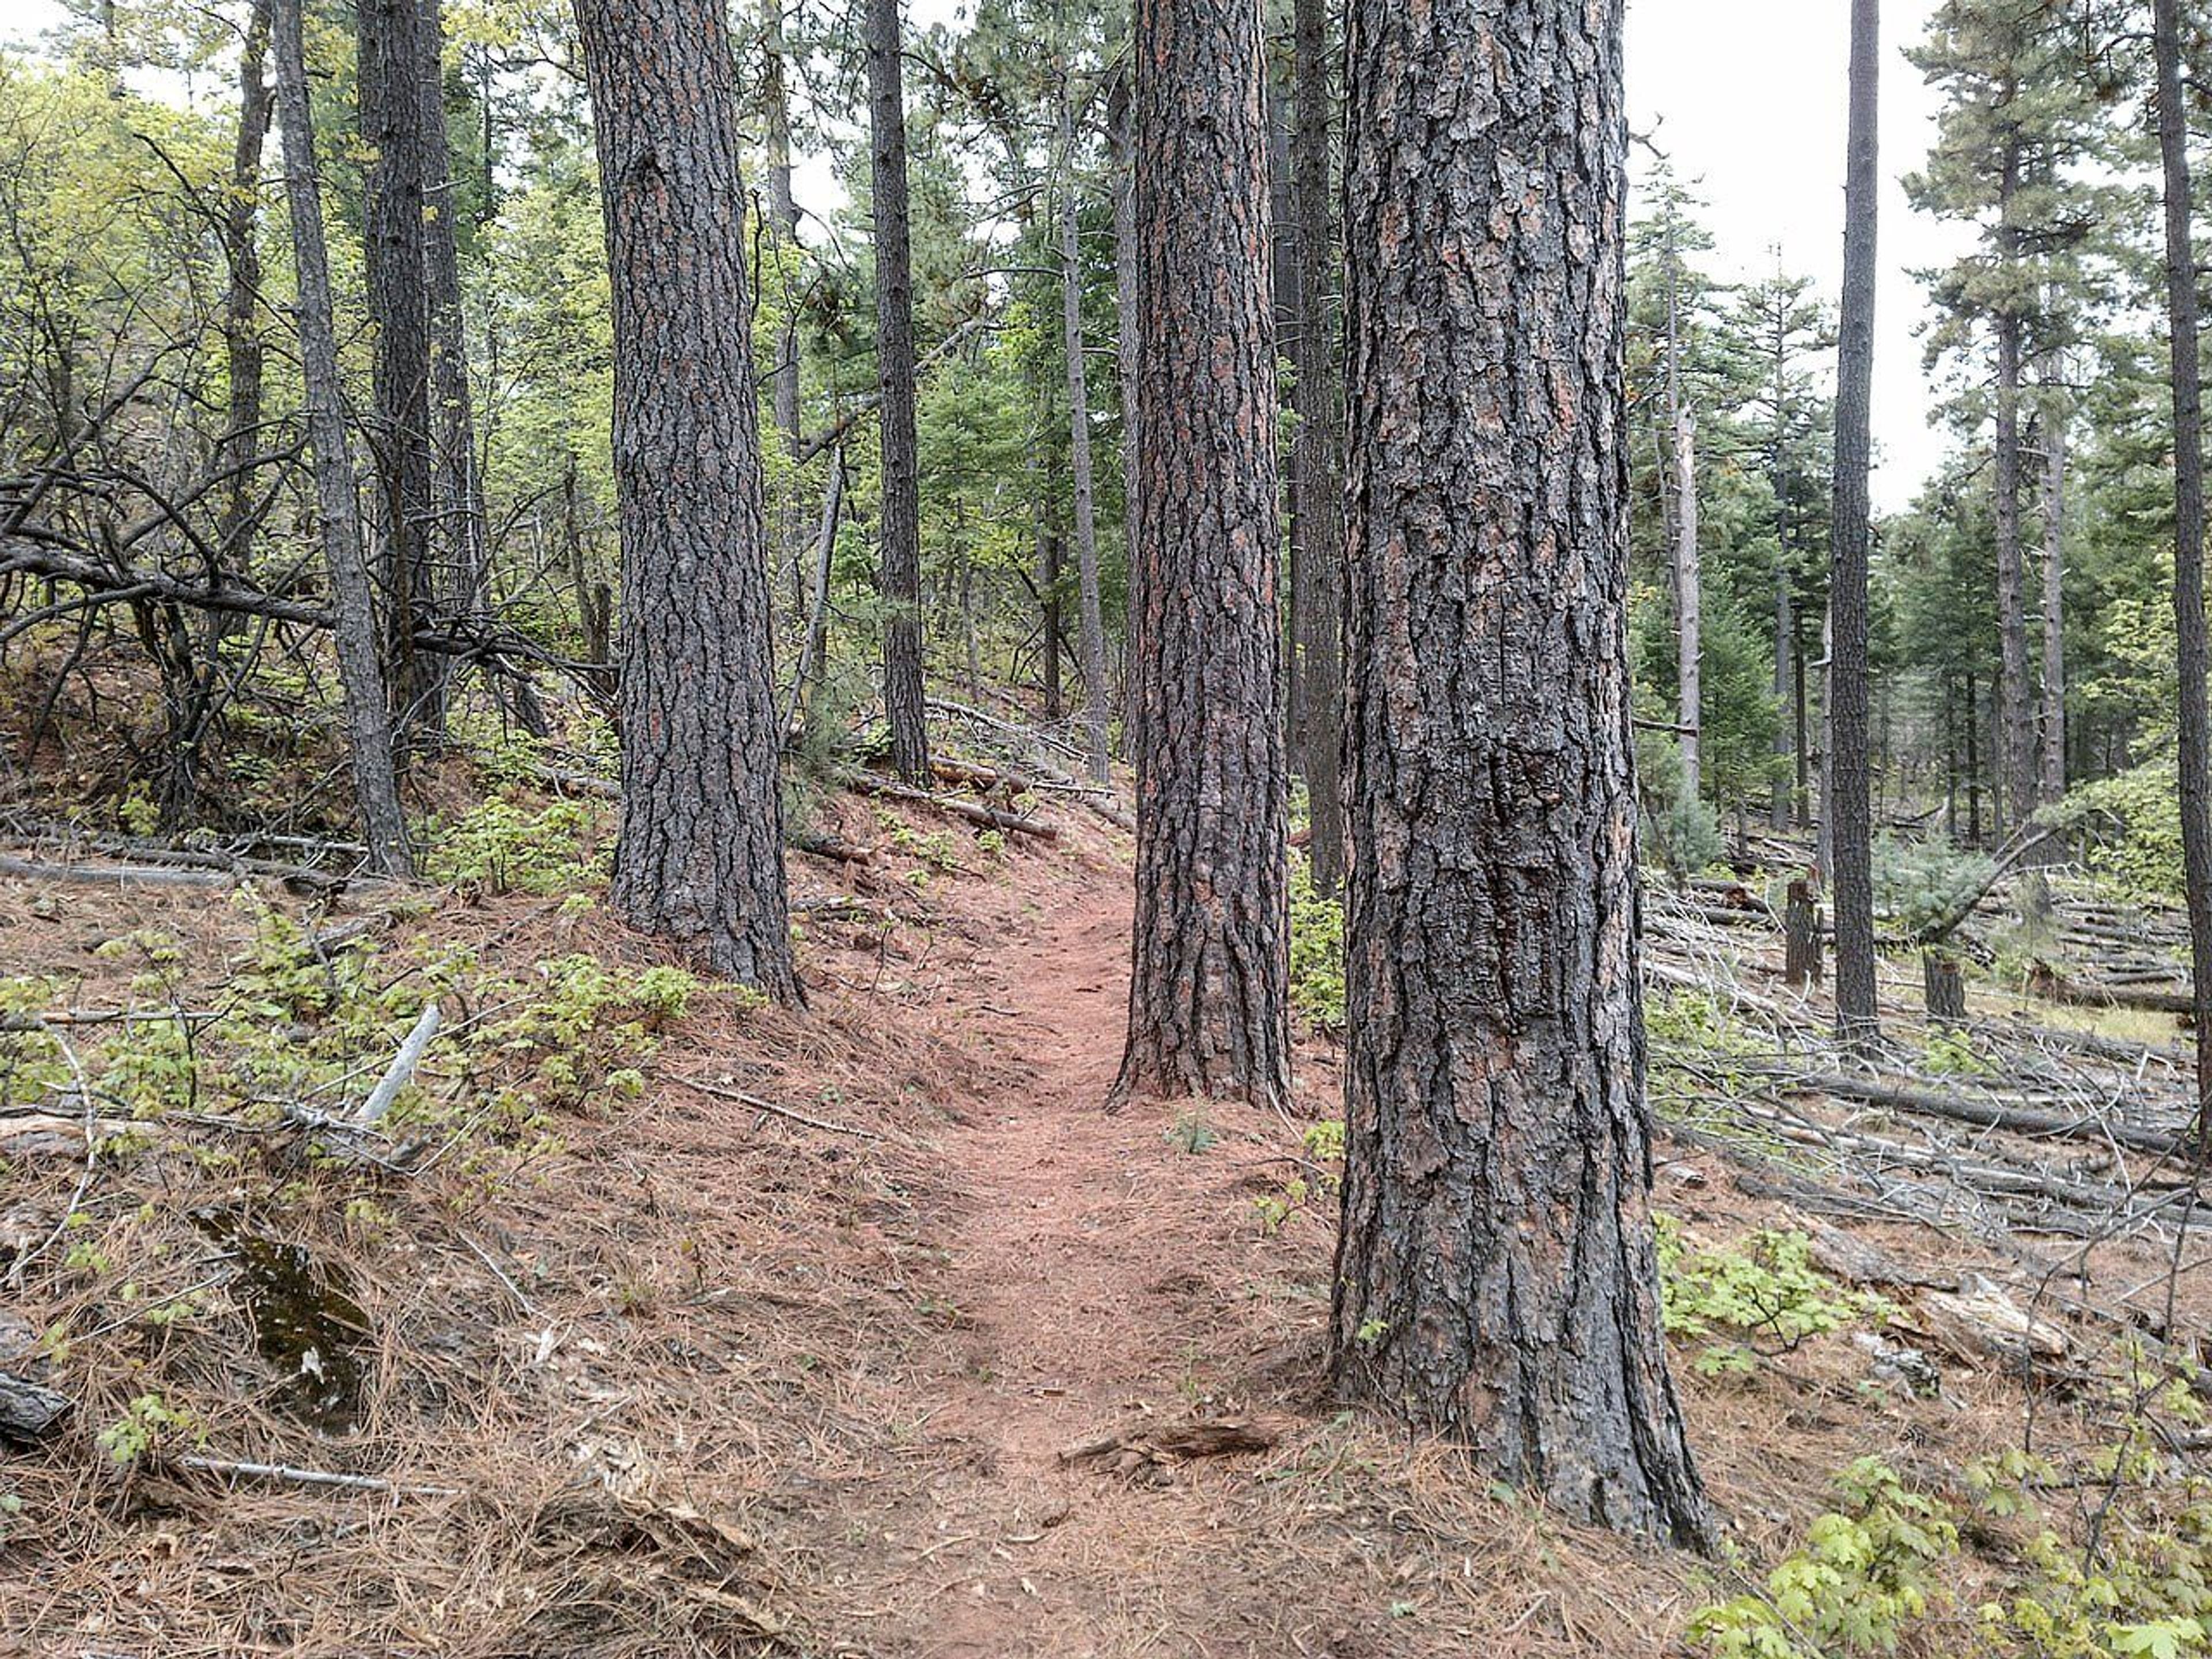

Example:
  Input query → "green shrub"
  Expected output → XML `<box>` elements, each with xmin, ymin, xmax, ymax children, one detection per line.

<box><xmin>1288</xmin><ymin>857</ymin><xmax>1344</xmax><ymax>1031</ymax></box>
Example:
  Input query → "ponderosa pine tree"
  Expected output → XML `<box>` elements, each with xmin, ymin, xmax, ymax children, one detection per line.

<box><xmin>1833</xmin><ymin>0</ymin><xmax>1881</xmax><ymax>1043</ymax></box>
<box><xmin>1057</xmin><ymin>80</ymin><xmax>1112</xmax><ymax>786</ymax></box>
<box><xmin>1328</xmin><ymin>0</ymin><xmax>1710</xmax><ymax>1546</ymax></box>
<box><xmin>575</xmin><ymin>0</ymin><xmax>797</xmax><ymax>997</ymax></box>
<box><xmin>1118</xmin><ymin>0</ymin><xmax>1290</xmax><ymax>1112</ymax></box>
<box><xmin>358</xmin><ymin>0</ymin><xmax>441</xmax><ymax>739</ymax></box>
<box><xmin>867</xmin><ymin>0</ymin><xmax>929</xmax><ymax>783</ymax></box>
<box><xmin>272</xmin><ymin>0</ymin><xmax>411</xmax><ymax>875</ymax></box>
<box><xmin>2151</xmin><ymin>0</ymin><xmax>2212</xmax><ymax>1131</ymax></box>
<box><xmin>1290</xmin><ymin>0</ymin><xmax>1343</xmax><ymax>897</ymax></box>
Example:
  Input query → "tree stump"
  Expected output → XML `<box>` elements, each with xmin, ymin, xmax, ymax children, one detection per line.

<box><xmin>1923</xmin><ymin>949</ymin><xmax>1967</xmax><ymax>1025</ymax></box>
<box><xmin>1785</xmin><ymin>880</ymin><xmax>1823</xmax><ymax>987</ymax></box>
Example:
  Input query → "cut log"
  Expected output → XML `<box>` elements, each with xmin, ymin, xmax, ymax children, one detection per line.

<box><xmin>1785</xmin><ymin>880</ymin><xmax>1823</xmax><ymax>988</ymax></box>
<box><xmin>1911</xmin><ymin>1276</ymin><xmax>2069</xmax><ymax>1369</ymax></box>
<box><xmin>1059</xmin><ymin>1415</ymin><xmax>1282</xmax><ymax>1483</ymax></box>
<box><xmin>1922</xmin><ymin>950</ymin><xmax>1967</xmax><ymax>1025</ymax></box>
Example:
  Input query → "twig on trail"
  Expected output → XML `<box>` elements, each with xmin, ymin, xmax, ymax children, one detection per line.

<box><xmin>6</xmin><ymin>1024</ymin><xmax>101</xmax><ymax>1289</ymax></box>
<box><xmin>173</xmin><ymin>1455</ymin><xmax>458</xmax><ymax>1498</ymax></box>
<box><xmin>457</xmin><ymin>1230</ymin><xmax>542</xmax><ymax>1317</ymax></box>
<box><xmin>668</xmin><ymin>1073</ymin><xmax>883</xmax><ymax>1141</ymax></box>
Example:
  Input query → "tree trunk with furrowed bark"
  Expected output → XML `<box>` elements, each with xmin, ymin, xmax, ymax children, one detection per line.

<box><xmin>1328</xmin><ymin>0</ymin><xmax>1710</xmax><ymax>1547</ymax></box>
<box><xmin>1118</xmin><ymin>0</ymin><xmax>1290</xmax><ymax>1112</ymax></box>
<box><xmin>575</xmin><ymin>0</ymin><xmax>797</xmax><ymax>998</ymax></box>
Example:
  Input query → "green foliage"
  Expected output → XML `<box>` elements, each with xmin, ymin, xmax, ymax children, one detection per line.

<box><xmin>1656</xmin><ymin>1218</ymin><xmax>1891</xmax><ymax>1377</ymax></box>
<box><xmin>421</xmin><ymin>796</ymin><xmax>605</xmax><ymax>897</ymax></box>
<box><xmin>1253</xmin><ymin>1120</ymin><xmax>1345</xmax><ymax>1236</ymax></box>
<box><xmin>1690</xmin><ymin>1460</ymin><xmax>1960</xmax><ymax>1658</ymax></box>
<box><xmin>1287</xmin><ymin>857</ymin><xmax>1345</xmax><ymax>1031</ymax></box>
<box><xmin>2056</xmin><ymin>763</ymin><xmax>2186</xmax><ymax>899</ymax></box>
<box><xmin>1164</xmin><ymin>1109</ymin><xmax>1216</xmax><ymax>1155</ymax></box>
<box><xmin>97</xmin><ymin>1393</ymin><xmax>205</xmax><ymax>1466</ymax></box>
<box><xmin>1873</xmin><ymin>832</ymin><xmax>1994</xmax><ymax>935</ymax></box>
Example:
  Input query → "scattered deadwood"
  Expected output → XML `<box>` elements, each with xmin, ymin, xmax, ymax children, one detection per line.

<box><xmin>1800</xmin><ymin>1219</ymin><xmax>1954</xmax><ymax>1291</ymax></box>
<box><xmin>668</xmin><ymin>1074</ymin><xmax>882</xmax><ymax>1141</ymax></box>
<box><xmin>173</xmin><ymin>1454</ymin><xmax>457</xmax><ymax>1498</ymax></box>
<box><xmin>0</xmin><ymin>1370</ymin><xmax>71</xmax><ymax>1443</ymax></box>
<box><xmin>1059</xmin><ymin>1415</ymin><xmax>1283</xmax><ymax>1483</ymax></box>
<box><xmin>1910</xmin><ymin>1277</ymin><xmax>2070</xmax><ymax>1369</ymax></box>
<box><xmin>791</xmin><ymin>830</ymin><xmax>873</xmax><ymax>865</ymax></box>
<box><xmin>0</xmin><ymin>854</ymin><xmax>240</xmax><ymax>890</ymax></box>
<box><xmin>2025</xmin><ymin>961</ymin><xmax>2195</xmax><ymax>1018</ymax></box>
<box><xmin>838</xmin><ymin>770</ymin><xmax>1062</xmax><ymax>840</ymax></box>
<box><xmin>1775</xmin><ymin>1070</ymin><xmax>2187</xmax><ymax>1157</ymax></box>
<box><xmin>357</xmin><ymin>1002</ymin><xmax>443</xmax><ymax>1128</ymax></box>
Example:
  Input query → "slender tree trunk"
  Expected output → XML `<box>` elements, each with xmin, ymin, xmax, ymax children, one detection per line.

<box><xmin>1831</xmin><ymin>0</ymin><xmax>1880</xmax><ymax>1043</ymax></box>
<box><xmin>1119</xmin><ymin>0</ymin><xmax>1290</xmax><ymax>1112</ymax></box>
<box><xmin>1992</xmin><ymin>129</ymin><xmax>2037</xmax><ymax>832</ymax></box>
<box><xmin>575</xmin><ymin>0</ymin><xmax>797</xmax><ymax>997</ymax></box>
<box><xmin>1768</xmin><ymin>320</ymin><xmax>1793</xmax><ymax>831</ymax></box>
<box><xmin>1330</xmin><ymin>0</ymin><xmax>1709</xmax><ymax>1547</ymax></box>
<box><xmin>1106</xmin><ymin>70</ymin><xmax>1141</xmax><ymax>730</ymax></box>
<box><xmin>1291</xmin><ymin>0</ymin><xmax>1343</xmax><ymax>897</ymax></box>
<box><xmin>2153</xmin><ymin>0</ymin><xmax>2212</xmax><ymax>1135</ymax></box>
<box><xmin>215</xmin><ymin>0</ymin><xmax>272</xmax><ymax>585</ymax></box>
<box><xmin>1966</xmin><ymin>666</ymin><xmax>1983</xmax><ymax>843</ymax></box>
<box><xmin>1674</xmin><ymin>402</ymin><xmax>1702</xmax><ymax>800</ymax></box>
<box><xmin>358</xmin><ymin>0</ymin><xmax>442</xmax><ymax>740</ymax></box>
<box><xmin>762</xmin><ymin>0</ymin><xmax>805</xmax><ymax>616</ymax></box>
<box><xmin>419</xmin><ymin>0</ymin><xmax>488</xmax><ymax>626</ymax></box>
<box><xmin>1041</xmin><ymin>521</ymin><xmax>1063</xmax><ymax>721</ymax></box>
<box><xmin>271</xmin><ymin>0</ymin><xmax>411</xmax><ymax>875</ymax></box>
<box><xmin>2039</xmin><ymin>396</ymin><xmax>2067</xmax><ymax>805</ymax></box>
<box><xmin>1794</xmin><ymin>611</ymin><xmax>1810</xmax><ymax>827</ymax></box>
<box><xmin>865</xmin><ymin>0</ymin><xmax>927</xmax><ymax>782</ymax></box>
<box><xmin>1058</xmin><ymin>86</ymin><xmax>1112</xmax><ymax>786</ymax></box>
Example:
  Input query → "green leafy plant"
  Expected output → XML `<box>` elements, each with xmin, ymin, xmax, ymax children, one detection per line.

<box><xmin>1657</xmin><ymin>1218</ymin><xmax>1891</xmax><ymax>1377</ymax></box>
<box><xmin>1288</xmin><ymin>858</ymin><xmax>1345</xmax><ymax>1031</ymax></box>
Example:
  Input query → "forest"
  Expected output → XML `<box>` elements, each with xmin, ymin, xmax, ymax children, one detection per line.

<box><xmin>6</xmin><ymin>0</ymin><xmax>2212</xmax><ymax>1652</ymax></box>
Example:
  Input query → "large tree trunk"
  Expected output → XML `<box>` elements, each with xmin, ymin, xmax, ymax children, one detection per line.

<box><xmin>575</xmin><ymin>0</ymin><xmax>797</xmax><ymax>998</ymax></box>
<box><xmin>1058</xmin><ymin>87</ymin><xmax>1112</xmax><ymax>786</ymax></box>
<box><xmin>866</xmin><ymin>0</ymin><xmax>928</xmax><ymax>783</ymax></box>
<box><xmin>1119</xmin><ymin>0</ymin><xmax>1290</xmax><ymax>1112</ymax></box>
<box><xmin>2153</xmin><ymin>0</ymin><xmax>2212</xmax><ymax>1135</ymax></box>
<box><xmin>1830</xmin><ymin>0</ymin><xmax>1881</xmax><ymax>1044</ymax></box>
<box><xmin>1330</xmin><ymin>0</ymin><xmax>1709</xmax><ymax>1547</ymax></box>
<box><xmin>419</xmin><ymin>0</ymin><xmax>488</xmax><ymax>627</ymax></box>
<box><xmin>1993</xmin><ymin>151</ymin><xmax>2035</xmax><ymax>832</ymax></box>
<box><xmin>2039</xmin><ymin>396</ymin><xmax>2067</xmax><ymax>804</ymax></box>
<box><xmin>1290</xmin><ymin>0</ymin><xmax>1343</xmax><ymax>898</ymax></box>
<box><xmin>271</xmin><ymin>0</ymin><xmax>411</xmax><ymax>876</ymax></box>
<box><xmin>358</xmin><ymin>0</ymin><xmax>442</xmax><ymax>740</ymax></box>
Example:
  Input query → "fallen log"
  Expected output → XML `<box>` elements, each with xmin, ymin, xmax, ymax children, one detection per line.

<box><xmin>0</xmin><ymin>854</ymin><xmax>238</xmax><ymax>889</ymax></box>
<box><xmin>2025</xmin><ymin>961</ymin><xmax>2195</xmax><ymax>1018</ymax></box>
<box><xmin>1774</xmin><ymin>1070</ymin><xmax>2186</xmax><ymax>1156</ymax></box>
<box><xmin>1059</xmin><ymin>1415</ymin><xmax>1283</xmax><ymax>1483</ymax></box>
<box><xmin>839</xmin><ymin>770</ymin><xmax>1061</xmax><ymax>840</ymax></box>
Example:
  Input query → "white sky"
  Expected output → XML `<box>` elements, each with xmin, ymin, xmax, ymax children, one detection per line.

<box><xmin>3</xmin><ymin>0</ymin><xmax>1968</xmax><ymax>512</ymax></box>
<box><xmin>1624</xmin><ymin>0</ymin><xmax>1969</xmax><ymax>513</ymax></box>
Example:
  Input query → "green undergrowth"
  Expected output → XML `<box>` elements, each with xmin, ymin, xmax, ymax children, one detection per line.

<box><xmin>1655</xmin><ymin>1218</ymin><xmax>1895</xmax><ymax>1380</ymax></box>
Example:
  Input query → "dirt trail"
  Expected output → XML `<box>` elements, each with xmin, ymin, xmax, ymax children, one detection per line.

<box><xmin>847</xmin><ymin>882</ymin><xmax>1313</xmax><ymax>1657</ymax></box>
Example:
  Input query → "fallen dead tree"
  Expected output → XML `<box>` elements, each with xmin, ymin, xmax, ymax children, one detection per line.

<box><xmin>2024</xmin><ymin>961</ymin><xmax>2195</xmax><ymax>1018</ymax></box>
<box><xmin>838</xmin><ymin>769</ymin><xmax>1062</xmax><ymax>840</ymax></box>
<box><xmin>1771</xmin><ymin>1069</ymin><xmax>2187</xmax><ymax>1157</ymax></box>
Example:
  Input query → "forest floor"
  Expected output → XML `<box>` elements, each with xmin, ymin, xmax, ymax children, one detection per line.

<box><xmin>5</xmin><ymin>763</ymin><xmax>2212</xmax><ymax>1657</ymax></box>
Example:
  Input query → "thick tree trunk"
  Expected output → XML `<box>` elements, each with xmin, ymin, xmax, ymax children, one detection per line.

<box><xmin>1269</xmin><ymin>69</ymin><xmax>1302</xmax><ymax>756</ymax></box>
<box><xmin>271</xmin><ymin>0</ymin><xmax>411</xmax><ymax>876</ymax></box>
<box><xmin>419</xmin><ymin>0</ymin><xmax>488</xmax><ymax>626</ymax></box>
<box><xmin>2153</xmin><ymin>0</ymin><xmax>2212</xmax><ymax>1135</ymax></box>
<box><xmin>1831</xmin><ymin>0</ymin><xmax>1881</xmax><ymax>1044</ymax></box>
<box><xmin>865</xmin><ymin>0</ymin><xmax>928</xmax><ymax>783</ymax></box>
<box><xmin>1058</xmin><ymin>88</ymin><xmax>1112</xmax><ymax>786</ymax></box>
<box><xmin>358</xmin><ymin>0</ymin><xmax>442</xmax><ymax>740</ymax></box>
<box><xmin>1290</xmin><ymin>0</ymin><xmax>1343</xmax><ymax>897</ymax></box>
<box><xmin>1330</xmin><ymin>0</ymin><xmax>1709</xmax><ymax>1547</ymax></box>
<box><xmin>1119</xmin><ymin>0</ymin><xmax>1290</xmax><ymax>1112</ymax></box>
<box><xmin>2039</xmin><ymin>399</ymin><xmax>2067</xmax><ymax>805</ymax></box>
<box><xmin>575</xmin><ymin>0</ymin><xmax>797</xmax><ymax>997</ymax></box>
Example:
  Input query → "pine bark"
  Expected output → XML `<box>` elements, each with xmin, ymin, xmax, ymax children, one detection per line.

<box><xmin>575</xmin><ymin>0</ymin><xmax>797</xmax><ymax>997</ymax></box>
<box><xmin>1058</xmin><ymin>87</ymin><xmax>1112</xmax><ymax>786</ymax></box>
<box><xmin>216</xmin><ymin>0</ymin><xmax>273</xmax><ymax>585</ymax></box>
<box><xmin>1673</xmin><ymin>402</ymin><xmax>1702</xmax><ymax>799</ymax></box>
<box><xmin>1106</xmin><ymin>71</ymin><xmax>1141</xmax><ymax>715</ymax></box>
<box><xmin>358</xmin><ymin>0</ymin><xmax>442</xmax><ymax>738</ymax></box>
<box><xmin>1329</xmin><ymin>0</ymin><xmax>1709</xmax><ymax>1547</ymax></box>
<box><xmin>763</xmin><ymin>0</ymin><xmax>801</xmax><ymax>460</ymax></box>
<box><xmin>1119</xmin><ymin>0</ymin><xmax>1290</xmax><ymax>1112</ymax></box>
<box><xmin>1290</xmin><ymin>0</ymin><xmax>1343</xmax><ymax>897</ymax></box>
<box><xmin>271</xmin><ymin>0</ymin><xmax>411</xmax><ymax>875</ymax></box>
<box><xmin>1993</xmin><ymin>206</ymin><xmax>2035</xmax><ymax>830</ymax></box>
<box><xmin>2153</xmin><ymin>0</ymin><xmax>2212</xmax><ymax>1134</ymax></box>
<box><xmin>866</xmin><ymin>0</ymin><xmax>928</xmax><ymax>783</ymax></box>
<box><xmin>2039</xmin><ymin>402</ymin><xmax>2067</xmax><ymax>803</ymax></box>
<box><xmin>1831</xmin><ymin>0</ymin><xmax>1881</xmax><ymax>1044</ymax></box>
<box><xmin>419</xmin><ymin>0</ymin><xmax>488</xmax><ymax>623</ymax></box>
